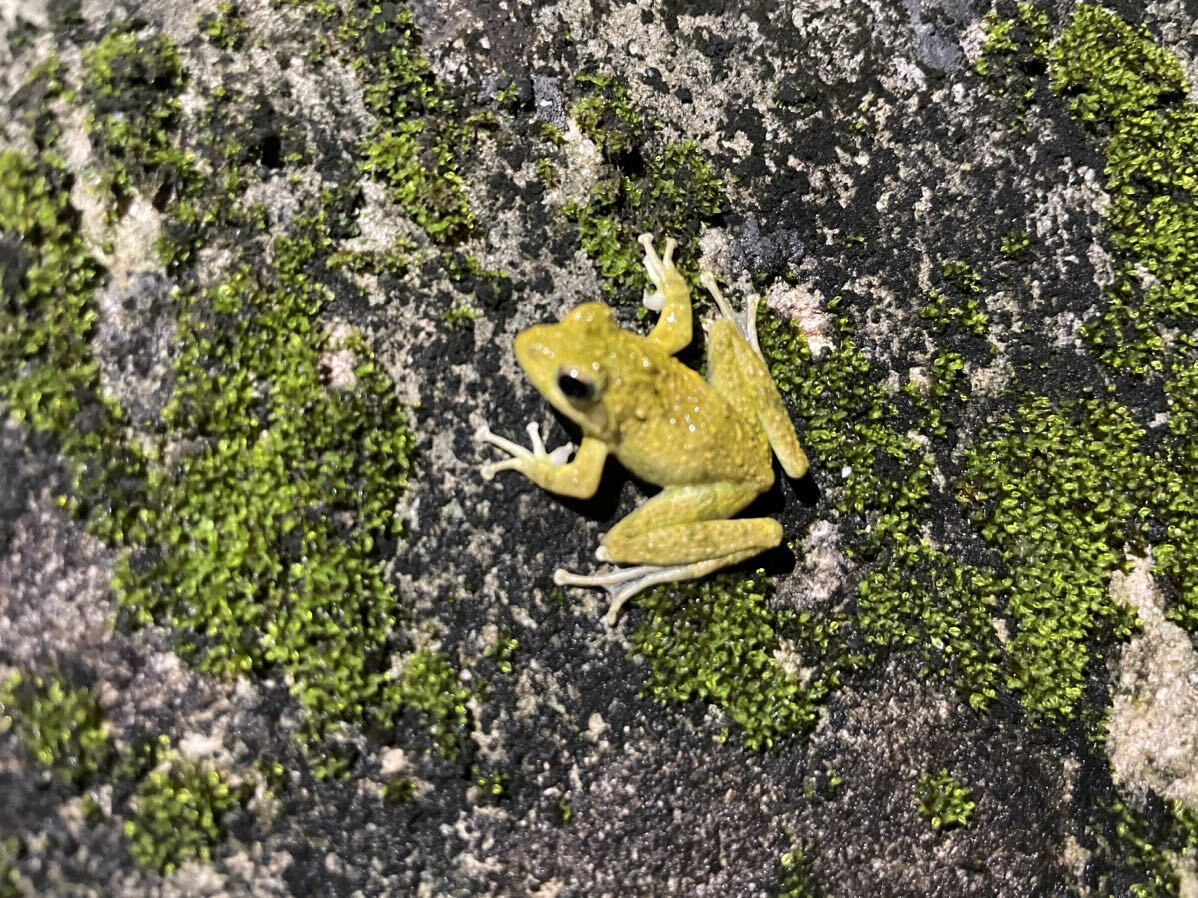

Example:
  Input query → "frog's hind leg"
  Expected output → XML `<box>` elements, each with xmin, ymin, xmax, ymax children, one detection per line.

<box><xmin>703</xmin><ymin>289</ymin><xmax>809</xmax><ymax>480</ymax></box>
<box><xmin>554</xmin><ymin>482</ymin><xmax>782</xmax><ymax>625</ymax></box>
<box><xmin>700</xmin><ymin>271</ymin><xmax>761</xmax><ymax>355</ymax></box>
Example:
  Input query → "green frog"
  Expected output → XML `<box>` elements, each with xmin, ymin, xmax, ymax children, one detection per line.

<box><xmin>476</xmin><ymin>234</ymin><xmax>808</xmax><ymax>625</ymax></box>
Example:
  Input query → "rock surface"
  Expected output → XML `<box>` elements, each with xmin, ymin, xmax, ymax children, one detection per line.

<box><xmin>2</xmin><ymin>1</ymin><xmax>1197</xmax><ymax>896</ymax></box>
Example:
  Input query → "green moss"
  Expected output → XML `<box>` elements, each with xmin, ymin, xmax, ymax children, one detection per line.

<box><xmin>753</xmin><ymin>309</ymin><xmax>1005</xmax><ymax>712</ymax></box>
<box><xmin>1094</xmin><ymin>798</ymin><xmax>1198</xmax><ymax>896</ymax></box>
<box><xmin>1000</xmin><ymin>229</ymin><xmax>1031</xmax><ymax>257</ymax></box>
<box><xmin>940</xmin><ymin>260</ymin><xmax>982</xmax><ymax>295</ymax></box>
<box><xmin>979</xmin><ymin>13</ymin><xmax>1017</xmax><ymax>62</ymax></box>
<box><xmin>562</xmin><ymin>77</ymin><xmax>725</xmax><ymax>302</ymax></box>
<box><xmin>557</xmin><ymin>798</ymin><xmax>574</xmax><ymax>824</ymax></box>
<box><xmin>915</xmin><ymin>769</ymin><xmax>975</xmax><ymax>831</ymax></box>
<box><xmin>0</xmin><ymin>151</ymin><xmax>148</xmax><ymax>543</ymax></box>
<box><xmin>1</xmin><ymin>671</ymin><xmax>255</xmax><ymax>874</ymax></box>
<box><xmin>316</xmin><ymin>1</ymin><xmax>476</xmax><ymax>246</ymax></box>
<box><xmin>959</xmin><ymin>398</ymin><xmax>1147</xmax><ymax>723</ymax></box>
<box><xmin>759</xmin><ymin>306</ymin><xmax>933</xmax><ymax>554</ymax></box>
<box><xmin>1159</xmin><ymin>362</ymin><xmax>1198</xmax><ymax>631</ymax></box>
<box><xmin>483</xmin><ymin>634</ymin><xmax>519</xmax><ymax>675</ymax></box>
<box><xmin>472</xmin><ymin>767</ymin><xmax>510</xmax><ymax>804</ymax></box>
<box><xmin>571</xmin><ymin>74</ymin><xmax>646</xmax><ymax>159</ymax></box>
<box><xmin>1103</xmin><ymin>799</ymin><xmax>1186</xmax><ymax>897</ymax></box>
<box><xmin>630</xmin><ymin>575</ymin><xmax>830</xmax><ymax>751</ymax></box>
<box><xmin>0</xmin><ymin>149</ymin><xmax>98</xmax><ymax>431</ymax></box>
<box><xmin>200</xmin><ymin>1</ymin><xmax>250</xmax><ymax>50</ymax></box>
<box><xmin>777</xmin><ymin>843</ymin><xmax>818</xmax><ymax>898</ymax></box>
<box><xmin>0</xmin><ymin>837</ymin><xmax>22</xmax><ymax>898</ymax></box>
<box><xmin>111</xmin><ymin>208</ymin><xmax>430</xmax><ymax>744</ymax></box>
<box><xmin>385</xmin><ymin>651</ymin><xmax>471</xmax><ymax>761</ymax></box>
<box><xmin>534</xmin><ymin>157</ymin><xmax>561</xmax><ymax>189</ymax></box>
<box><xmin>0</xmin><ymin>674</ymin><xmax>113</xmax><ymax>786</ymax></box>
<box><xmin>82</xmin><ymin>29</ymin><xmax>199</xmax><ymax>219</ymax></box>
<box><xmin>755</xmin><ymin>303</ymin><xmax>1160</xmax><ymax>726</ymax></box>
<box><xmin>904</xmin><ymin>350</ymin><xmax>968</xmax><ymax>439</ymax></box>
<box><xmin>382</xmin><ymin>777</ymin><xmax>416</xmax><ymax>803</ymax></box>
<box><xmin>856</xmin><ymin>545</ymin><xmax>1002</xmax><ymax>712</ymax></box>
<box><xmin>919</xmin><ymin>289</ymin><xmax>990</xmax><ymax>338</ymax></box>
<box><xmin>123</xmin><ymin>751</ymin><xmax>248</xmax><ymax>875</ymax></box>
<box><xmin>1049</xmin><ymin>5</ymin><xmax>1198</xmax><ymax>374</ymax></box>
<box><xmin>976</xmin><ymin>3</ymin><xmax>1049</xmax><ymax>78</ymax></box>
<box><xmin>443</xmin><ymin>305</ymin><xmax>478</xmax><ymax>328</ymax></box>
<box><xmin>6</xmin><ymin>8</ymin><xmax>473</xmax><ymax>768</ymax></box>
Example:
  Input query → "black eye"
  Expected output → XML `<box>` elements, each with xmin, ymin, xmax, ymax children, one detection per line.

<box><xmin>557</xmin><ymin>369</ymin><xmax>598</xmax><ymax>405</ymax></box>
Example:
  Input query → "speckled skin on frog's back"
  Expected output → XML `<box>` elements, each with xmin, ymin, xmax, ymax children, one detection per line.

<box><xmin>514</xmin><ymin>302</ymin><xmax>774</xmax><ymax>491</ymax></box>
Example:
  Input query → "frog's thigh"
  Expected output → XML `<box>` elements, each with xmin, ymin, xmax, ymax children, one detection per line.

<box><xmin>601</xmin><ymin>482</ymin><xmax>781</xmax><ymax>566</ymax></box>
<box><xmin>705</xmin><ymin>320</ymin><xmax>758</xmax><ymax>423</ymax></box>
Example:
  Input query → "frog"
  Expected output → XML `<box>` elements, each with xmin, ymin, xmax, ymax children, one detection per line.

<box><xmin>475</xmin><ymin>233</ymin><xmax>809</xmax><ymax>626</ymax></box>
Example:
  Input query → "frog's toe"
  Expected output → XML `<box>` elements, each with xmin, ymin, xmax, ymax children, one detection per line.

<box><xmin>638</xmin><ymin>233</ymin><xmax>679</xmax><ymax>286</ymax></box>
<box><xmin>547</xmin><ymin>443</ymin><xmax>575</xmax><ymax>466</ymax></box>
<box><xmin>699</xmin><ymin>271</ymin><xmax>736</xmax><ymax>321</ymax></box>
<box><xmin>475</xmin><ymin>424</ymin><xmax>533</xmax><ymax>459</ymax></box>
<box><xmin>554</xmin><ymin>562</ymin><xmax>687</xmax><ymax>626</ymax></box>
<box><xmin>699</xmin><ymin>272</ymin><xmax>764</xmax><ymax>355</ymax></box>
<box><xmin>642</xmin><ymin>288</ymin><xmax>665</xmax><ymax>313</ymax></box>
<box><xmin>480</xmin><ymin>457</ymin><xmax>523</xmax><ymax>480</ymax></box>
<box><xmin>525</xmin><ymin>420</ymin><xmax>574</xmax><ymax>465</ymax></box>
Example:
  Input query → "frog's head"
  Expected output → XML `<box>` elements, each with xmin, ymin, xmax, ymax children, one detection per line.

<box><xmin>515</xmin><ymin>302</ymin><xmax>621</xmax><ymax>438</ymax></box>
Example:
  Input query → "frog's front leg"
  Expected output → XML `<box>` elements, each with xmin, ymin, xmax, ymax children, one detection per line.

<box><xmin>476</xmin><ymin>422</ymin><xmax>608</xmax><ymax>498</ymax></box>
<box><xmin>554</xmin><ymin>481</ymin><xmax>782</xmax><ymax>625</ymax></box>
<box><xmin>639</xmin><ymin>233</ymin><xmax>693</xmax><ymax>355</ymax></box>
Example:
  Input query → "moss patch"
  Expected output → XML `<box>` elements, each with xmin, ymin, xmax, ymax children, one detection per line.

<box><xmin>855</xmin><ymin>545</ymin><xmax>1002</xmax><ymax>712</ymax></box>
<box><xmin>0</xmin><ymin>838</ymin><xmax>22</xmax><ymax>898</ymax></box>
<box><xmin>1049</xmin><ymin>4</ymin><xmax>1198</xmax><ymax>375</ymax></box>
<box><xmin>630</xmin><ymin>575</ymin><xmax>832</xmax><ymax>751</ymax></box>
<box><xmin>915</xmin><ymin>769</ymin><xmax>975</xmax><ymax>831</ymax></box>
<box><xmin>315</xmin><ymin>0</ymin><xmax>479</xmax><ymax>246</ymax></box>
<box><xmin>385</xmin><ymin>650</ymin><xmax>472</xmax><ymax>761</ymax></box>
<box><xmin>83</xmin><ymin>28</ymin><xmax>199</xmax><ymax>223</ymax></box>
<box><xmin>959</xmin><ymin>397</ymin><xmax>1148</xmax><ymax>724</ymax></box>
<box><xmin>1160</xmin><ymin>362</ymin><xmax>1198</xmax><ymax>630</ymax></box>
<box><xmin>557</xmin><ymin>77</ymin><xmax>725</xmax><ymax>303</ymax></box>
<box><xmin>112</xmin><ymin>209</ymin><xmax>421</xmax><ymax>745</ymax></box>
<box><xmin>0</xmin><ymin>148</ymin><xmax>148</xmax><ymax>544</ymax></box>
<box><xmin>0</xmin><ymin>674</ymin><xmax>114</xmax><ymax>786</ymax></box>
<box><xmin>0</xmin><ymin>672</ymin><xmax>254</xmax><ymax>877</ymax></box>
<box><xmin>123</xmin><ymin>748</ymin><xmax>250</xmax><ymax>875</ymax></box>
<box><xmin>777</xmin><ymin>843</ymin><xmax>818</xmax><ymax>898</ymax></box>
<box><xmin>4</xmin><ymin>13</ymin><xmax>474</xmax><ymax>766</ymax></box>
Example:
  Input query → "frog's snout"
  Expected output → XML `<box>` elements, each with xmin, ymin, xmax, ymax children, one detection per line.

<box><xmin>514</xmin><ymin>326</ymin><xmax>555</xmax><ymax>382</ymax></box>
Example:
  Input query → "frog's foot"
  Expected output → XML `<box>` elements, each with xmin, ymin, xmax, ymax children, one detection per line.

<box><xmin>638</xmin><ymin>232</ymin><xmax>678</xmax><ymax>314</ymax></box>
<box><xmin>700</xmin><ymin>271</ymin><xmax>762</xmax><ymax>357</ymax></box>
<box><xmin>553</xmin><ymin>563</ymin><xmax>682</xmax><ymax>627</ymax></box>
<box><xmin>475</xmin><ymin>421</ymin><xmax>574</xmax><ymax>480</ymax></box>
<box><xmin>555</xmin><ymin>556</ymin><xmax>745</xmax><ymax>627</ymax></box>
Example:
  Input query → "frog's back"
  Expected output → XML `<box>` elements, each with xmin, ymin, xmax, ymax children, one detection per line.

<box><xmin>606</xmin><ymin>333</ymin><xmax>773</xmax><ymax>490</ymax></box>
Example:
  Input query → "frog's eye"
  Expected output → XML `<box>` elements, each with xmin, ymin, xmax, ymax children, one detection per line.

<box><xmin>557</xmin><ymin>368</ymin><xmax>601</xmax><ymax>407</ymax></box>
